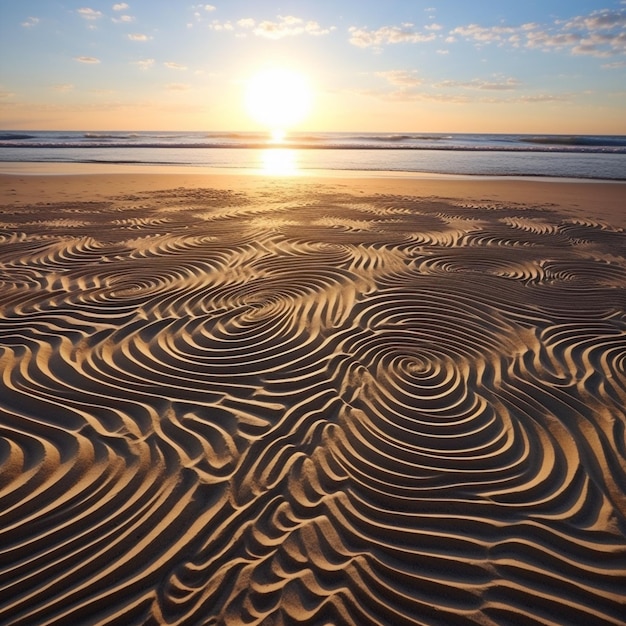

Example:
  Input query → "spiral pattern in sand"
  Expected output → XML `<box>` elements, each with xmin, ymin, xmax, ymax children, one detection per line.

<box><xmin>1</xmin><ymin>186</ymin><xmax>625</xmax><ymax>625</ymax></box>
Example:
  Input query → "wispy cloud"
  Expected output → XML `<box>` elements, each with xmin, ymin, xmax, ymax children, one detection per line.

<box><xmin>134</xmin><ymin>58</ymin><xmax>155</xmax><ymax>70</ymax></box>
<box><xmin>89</xmin><ymin>88</ymin><xmax>116</xmax><ymax>95</ymax></box>
<box><xmin>602</xmin><ymin>59</ymin><xmax>626</xmax><ymax>68</ymax></box>
<box><xmin>363</xmin><ymin>85</ymin><xmax>568</xmax><ymax>105</ymax></box>
<box><xmin>208</xmin><ymin>15</ymin><xmax>334</xmax><ymax>38</ymax></box>
<box><xmin>451</xmin><ymin>8</ymin><xmax>626</xmax><ymax>58</ymax></box>
<box><xmin>516</xmin><ymin>94</ymin><xmax>570</xmax><ymax>103</ymax></box>
<box><xmin>0</xmin><ymin>89</ymin><xmax>16</xmax><ymax>99</ymax></box>
<box><xmin>21</xmin><ymin>17</ymin><xmax>40</xmax><ymax>28</ymax></box>
<box><xmin>253</xmin><ymin>16</ymin><xmax>333</xmax><ymax>38</ymax></box>
<box><xmin>74</xmin><ymin>56</ymin><xmax>101</xmax><ymax>64</ymax></box>
<box><xmin>449</xmin><ymin>23</ymin><xmax>516</xmax><ymax>44</ymax></box>
<box><xmin>376</xmin><ymin>70</ymin><xmax>422</xmax><ymax>87</ymax></box>
<box><xmin>434</xmin><ymin>77</ymin><xmax>521</xmax><ymax>91</ymax></box>
<box><xmin>112</xmin><ymin>15</ymin><xmax>134</xmax><ymax>23</ymax></box>
<box><xmin>208</xmin><ymin>20</ymin><xmax>234</xmax><ymax>32</ymax></box>
<box><xmin>356</xmin><ymin>87</ymin><xmax>467</xmax><ymax>104</ymax></box>
<box><xmin>349</xmin><ymin>23</ymin><xmax>436</xmax><ymax>49</ymax></box>
<box><xmin>77</xmin><ymin>7</ymin><xmax>103</xmax><ymax>21</ymax></box>
<box><xmin>535</xmin><ymin>10</ymin><xmax>626</xmax><ymax>57</ymax></box>
<box><xmin>164</xmin><ymin>62</ymin><xmax>187</xmax><ymax>70</ymax></box>
<box><xmin>128</xmin><ymin>33</ymin><xmax>151</xmax><ymax>41</ymax></box>
<box><xmin>188</xmin><ymin>4</ymin><xmax>217</xmax><ymax>27</ymax></box>
<box><xmin>370</xmin><ymin>70</ymin><xmax>554</xmax><ymax>105</ymax></box>
<box><xmin>166</xmin><ymin>83</ymin><xmax>191</xmax><ymax>91</ymax></box>
<box><xmin>112</xmin><ymin>2</ymin><xmax>129</xmax><ymax>10</ymax></box>
<box><xmin>52</xmin><ymin>83</ymin><xmax>75</xmax><ymax>92</ymax></box>
<box><xmin>563</xmin><ymin>9</ymin><xmax>626</xmax><ymax>31</ymax></box>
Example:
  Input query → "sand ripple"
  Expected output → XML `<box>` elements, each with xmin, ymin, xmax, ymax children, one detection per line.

<box><xmin>1</xmin><ymin>187</ymin><xmax>625</xmax><ymax>625</ymax></box>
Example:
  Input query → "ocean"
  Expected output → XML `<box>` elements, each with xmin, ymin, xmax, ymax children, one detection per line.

<box><xmin>1</xmin><ymin>130</ymin><xmax>625</xmax><ymax>180</ymax></box>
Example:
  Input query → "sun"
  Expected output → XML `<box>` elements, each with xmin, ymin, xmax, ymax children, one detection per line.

<box><xmin>245</xmin><ymin>68</ymin><xmax>312</xmax><ymax>138</ymax></box>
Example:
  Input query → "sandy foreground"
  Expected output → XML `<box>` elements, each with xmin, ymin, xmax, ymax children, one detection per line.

<box><xmin>1</xmin><ymin>168</ymin><xmax>625</xmax><ymax>624</ymax></box>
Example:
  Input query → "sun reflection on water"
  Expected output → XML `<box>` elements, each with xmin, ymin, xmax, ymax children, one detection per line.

<box><xmin>270</xmin><ymin>129</ymin><xmax>286</xmax><ymax>143</ymax></box>
<box><xmin>260</xmin><ymin>148</ymin><xmax>299</xmax><ymax>175</ymax></box>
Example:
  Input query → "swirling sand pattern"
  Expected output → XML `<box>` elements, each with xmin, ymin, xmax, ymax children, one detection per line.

<box><xmin>1</xmin><ymin>185</ymin><xmax>625</xmax><ymax>625</ymax></box>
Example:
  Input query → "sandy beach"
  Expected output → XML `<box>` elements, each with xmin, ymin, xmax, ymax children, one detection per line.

<box><xmin>1</xmin><ymin>169</ymin><xmax>625</xmax><ymax>625</ymax></box>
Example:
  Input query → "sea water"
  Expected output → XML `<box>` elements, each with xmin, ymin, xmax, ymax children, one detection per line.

<box><xmin>1</xmin><ymin>131</ymin><xmax>625</xmax><ymax>180</ymax></box>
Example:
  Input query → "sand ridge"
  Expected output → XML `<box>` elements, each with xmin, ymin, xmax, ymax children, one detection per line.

<box><xmin>0</xmin><ymin>175</ymin><xmax>625</xmax><ymax>624</ymax></box>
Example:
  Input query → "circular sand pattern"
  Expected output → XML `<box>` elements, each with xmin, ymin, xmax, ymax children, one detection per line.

<box><xmin>1</xmin><ymin>188</ymin><xmax>625</xmax><ymax>624</ymax></box>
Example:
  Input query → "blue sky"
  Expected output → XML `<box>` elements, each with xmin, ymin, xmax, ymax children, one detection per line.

<box><xmin>1</xmin><ymin>0</ymin><xmax>625</xmax><ymax>132</ymax></box>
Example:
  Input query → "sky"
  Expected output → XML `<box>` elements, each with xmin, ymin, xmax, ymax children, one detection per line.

<box><xmin>1</xmin><ymin>0</ymin><xmax>625</xmax><ymax>133</ymax></box>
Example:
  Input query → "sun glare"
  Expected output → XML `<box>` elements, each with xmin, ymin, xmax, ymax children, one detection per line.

<box><xmin>245</xmin><ymin>68</ymin><xmax>312</xmax><ymax>138</ymax></box>
<box><xmin>260</xmin><ymin>148</ymin><xmax>299</xmax><ymax>175</ymax></box>
<box><xmin>270</xmin><ymin>129</ymin><xmax>286</xmax><ymax>143</ymax></box>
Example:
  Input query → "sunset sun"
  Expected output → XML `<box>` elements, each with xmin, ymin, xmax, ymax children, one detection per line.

<box><xmin>245</xmin><ymin>68</ymin><xmax>312</xmax><ymax>138</ymax></box>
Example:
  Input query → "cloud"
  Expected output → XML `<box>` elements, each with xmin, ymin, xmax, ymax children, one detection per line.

<box><xmin>449</xmin><ymin>23</ymin><xmax>516</xmax><ymax>44</ymax></box>
<box><xmin>253</xmin><ymin>16</ymin><xmax>332</xmax><ymax>38</ymax></box>
<box><xmin>112</xmin><ymin>15</ymin><xmax>134</xmax><ymax>23</ymax></box>
<box><xmin>434</xmin><ymin>77</ymin><xmax>521</xmax><ymax>90</ymax></box>
<box><xmin>563</xmin><ymin>9</ymin><xmax>626</xmax><ymax>31</ymax></box>
<box><xmin>451</xmin><ymin>8</ymin><xmax>626</xmax><ymax>58</ymax></box>
<box><xmin>21</xmin><ymin>17</ymin><xmax>40</xmax><ymax>28</ymax></box>
<box><xmin>366</xmin><ymin>71</ymin><xmax>559</xmax><ymax>105</ymax></box>
<box><xmin>348</xmin><ymin>23</ymin><xmax>436</xmax><ymax>49</ymax></box>
<box><xmin>134</xmin><ymin>58</ymin><xmax>155</xmax><ymax>70</ymax></box>
<box><xmin>189</xmin><ymin>4</ymin><xmax>216</xmax><ymax>24</ymax></box>
<box><xmin>77</xmin><ymin>7</ymin><xmax>103</xmax><ymax>20</ymax></box>
<box><xmin>357</xmin><ymin>87</ymin><xmax>469</xmax><ymax>104</ymax></box>
<box><xmin>561</xmin><ymin>10</ymin><xmax>626</xmax><ymax>56</ymax></box>
<box><xmin>52</xmin><ymin>83</ymin><xmax>75</xmax><ymax>92</ymax></box>
<box><xmin>0</xmin><ymin>89</ymin><xmax>16</xmax><ymax>99</ymax></box>
<box><xmin>362</xmin><ymin>85</ymin><xmax>568</xmax><ymax>105</ymax></box>
<box><xmin>517</xmin><ymin>94</ymin><xmax>569</xmax><ymax>103</ymax></box>
<box><xmin>164</xmin><ymin>62</ymin><xmax>187</xmax><ymax>70</ymax></box>
<box><xmin>602</xmin><ymin>59</ymin><xmax>626</xmax><ymax>68</ymax></box>
<box><xmin>376</xmin><ymin>70</ymin><xmax>422</xmax><ymax>87</ymax></box>
<box><xmin>90</xmin><ymin>88</ymin><xmax>116</xmax><ymax>95</ymax></box>
<box><xmin>112</xmin><ymin>2</ymin><xmax>129</xmax><ymax>10</ymax></box>
<box><xmin>74</xmin><ymin>56</ymin><xmax>101</xmax><ymax>63</ymax></box>
<box><xmin>208</xmin><ymin>15</ymin><xmax>334</xmax><ymax>38</ymax></box>
<box><xmin>166</xmin><ymin>83</ymin><xmax>191</xmax><ymax>91</ymax></box>
<box><xmin>208</xmin><ymin>20</ymin><xmax>234</xmax><ymax>31</ymax></box>
<box><xmin>128</xmin><ymin>33</ymin><xmax>151</xmax><ymax>41</ymax></box>
<box><xmin>372</xmin><ymin>70</ymin><xmax>424</xmax><ymax>102</ymax></box>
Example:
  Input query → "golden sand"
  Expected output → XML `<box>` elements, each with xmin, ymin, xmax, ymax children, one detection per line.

<box><xmin>1</xmin><ymin>169</ymin><xmax>625</xmax><ymax>624</ymax></box>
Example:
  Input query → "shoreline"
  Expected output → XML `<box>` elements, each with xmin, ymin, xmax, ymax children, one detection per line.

<box><xmin>2</xmin><ymin>162</ymin><xmax>625</xmax><ymax>228</ymax></box>
<box><xmin>1</xmin><ymin>160</ymin><xmax>625</xmax><ymax>182</ymax></box>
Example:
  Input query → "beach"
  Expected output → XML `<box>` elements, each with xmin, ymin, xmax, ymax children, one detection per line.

<box><xmin>1</xmin><ymin>168</ymin><xmax>625</xmax><ymax>624</ymax></box>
